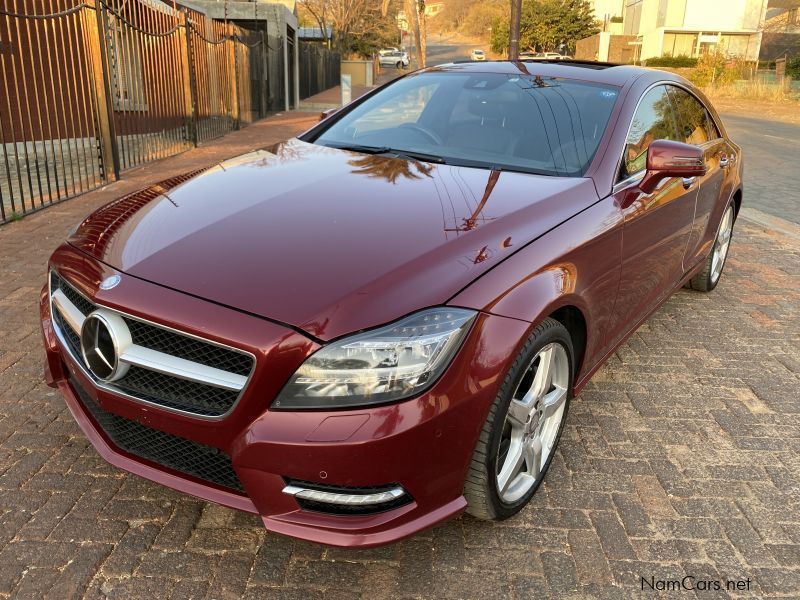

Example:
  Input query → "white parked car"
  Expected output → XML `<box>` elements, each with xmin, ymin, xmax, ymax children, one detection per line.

<box><xmin>470</xmin><ymin>49</ymin><xmax>486</xmax><ymax>61</ymax></box>
<box><xmin>378</xmin><ymin>51</ymin><xmax>410</xmax><ymax>69</ymax></box>
<box><xmin>519</xmin><ymin>51</ymin><xmax>569</xmax><ymax>60</ymax></box>
<box><xmin>379</xmin><ymin>47</ymin><xmax>400</xmax><ymax>56</ymax></box>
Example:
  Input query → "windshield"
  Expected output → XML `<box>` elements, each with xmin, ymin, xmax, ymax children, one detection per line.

<box><xmin>311</xmin><ymin>71</ymin><xmax>620</xmax><ymax>176</ymax></box>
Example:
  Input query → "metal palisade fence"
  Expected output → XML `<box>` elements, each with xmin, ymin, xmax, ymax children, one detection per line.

<box><xmin>0</xmin><ymin>0</ymin><xmax>280</xmax><ymax>224</ymax></box>
<box><xmin>299</xmin><ymin>42</ymin><xmax>340</xmax><ymax>100</ymax></box>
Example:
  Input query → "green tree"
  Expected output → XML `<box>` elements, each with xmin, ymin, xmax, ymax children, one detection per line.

<box><xmin>492</xmin><ymin>0</ymin><xmax>599</xmax><ymax>55</ymax></box>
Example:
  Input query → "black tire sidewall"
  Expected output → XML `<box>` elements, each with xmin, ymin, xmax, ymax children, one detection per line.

<box><xmin>484</xmin><ymin>321</ymin><xmax>574</xmax><ymax>519</ymax></box>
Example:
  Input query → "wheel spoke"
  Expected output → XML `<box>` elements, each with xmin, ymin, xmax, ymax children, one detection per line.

<box><xmin>497</xmin><ymin>438</ymin><xmax>525</xmax><ymax>494</ymax></box>
<box><xmin>530</xmin><ymin>346</ymin><xmax>555</xmax><ymax>399</ymax></box>
<box><xmin>541</xmin><ymin>386</ymin><xmax>567</xmax><ymax>420</ymax></box>
<box><xmin>525</xmin><ymin>436</ymin><xmax>543</xmax><ymax>481</ymax></box>
<box><xmin>507</xmin><ymin>399</ymin><xmax>530</xmax><ymax>428</ymax></box>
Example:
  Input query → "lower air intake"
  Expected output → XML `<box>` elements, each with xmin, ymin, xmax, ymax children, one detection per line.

<box><xmin>70</xmin><ymin>375</ymin><xmax>245</xmax><ymax>493</ymax></box>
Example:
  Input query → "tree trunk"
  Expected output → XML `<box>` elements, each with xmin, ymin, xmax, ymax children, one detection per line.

<box><xmin>418</xmin><ymin>2</ymin><xmax>427</xmax><ymax>68</ymax></box>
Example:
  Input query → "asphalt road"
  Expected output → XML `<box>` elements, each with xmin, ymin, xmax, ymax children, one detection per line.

<box><xmin>426</xmin><ymin>35</ymin><xmax>480</xmax><ymax>66</ymax></box>
<box><xmin>718</xmin><ymin>114</ymin><xmax>799</xmax><ymax>225</ymax></box>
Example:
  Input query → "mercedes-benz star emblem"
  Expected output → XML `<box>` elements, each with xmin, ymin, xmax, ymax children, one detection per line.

<box><xmin>80</xmin><ymin>309</ymin><xmax>131</xmax><ymax>382</ymax></box>
<box><xmin>99</xmin><ymin>275</ymin><xmax>121</xmax><ymax>290</ymax></box>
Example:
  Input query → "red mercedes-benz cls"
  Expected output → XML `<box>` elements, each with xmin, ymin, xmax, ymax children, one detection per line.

<box><xmin>40</xmin><ymin>60</ymin><xmax>742</xmax><ymax>547</ymax></box>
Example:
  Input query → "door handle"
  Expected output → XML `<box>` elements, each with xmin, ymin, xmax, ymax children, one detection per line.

<box><xmin>682</xmin><ymin>177</ymin><xmax>696</xmax><ymax>189</ymax></box>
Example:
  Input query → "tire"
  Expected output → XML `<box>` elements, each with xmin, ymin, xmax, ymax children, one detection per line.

<box><xmin>396</xmin><ymin>61</ymin><xmax>403</xmax><ymax>69</ymax></box>
<box><xmin>687</xmin><ymin>202</ymin><xmax>735</xmax><ymax>292</ymax></box>
<box><xmin>464</xmin><ymin>318</ymin><xmax>574</xmax><ymax>520</ymax></box>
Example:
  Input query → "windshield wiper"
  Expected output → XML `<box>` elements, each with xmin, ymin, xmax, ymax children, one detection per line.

<box><xmin>384</xmin><ymin>149</ymin><xmax>446</xmax><ymax>164</ymax></box>
<box><xmin>322</xmin><ymin>142</ymin><xmax>393</xmax><ymax>154</ymax></box>
<box><xmin>321</xmin><ymin>143</ymin><xmax>446</xmax><ymax>164</ymax></box>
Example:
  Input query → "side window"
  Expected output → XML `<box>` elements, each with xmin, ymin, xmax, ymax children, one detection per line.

<box><xmin>620</xmin><ymin>85</ymin><xmax>678</xmax><ymax>180</ymax></box>
<box><xmin>667</xmin><ymin>86</ymin><xmax>715</xmax><ymax>145</ymax></box>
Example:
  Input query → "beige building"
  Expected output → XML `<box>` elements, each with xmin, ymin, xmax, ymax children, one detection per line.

<box><xmin>623</xmin><ymin>0</ymin><xmax>768</xmax><ymax>60</ymax></box>
<box><xmin>583</xmin><ymin>0</ymin><xmax>769</xmax><ymax>61</ymax></box>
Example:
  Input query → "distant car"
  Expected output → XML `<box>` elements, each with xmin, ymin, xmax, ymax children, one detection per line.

<box><xmin>379</xmin><ymin>51</ymin><xmax>409</xmax><ymax>69</ymax></box>
<box><xmin>470</xmin><ymin>49</ymin><xmax>486</xmax><ymax>61</ymax></box>
<box><xmin>379</xmin><ymin>47</ymin><xmax>399</xmax><ymax>56</ymax></box>
<box><xmin>520</xmin><ymin>51</ymin><xmax>569</xmax><ymax>60</ymax></box>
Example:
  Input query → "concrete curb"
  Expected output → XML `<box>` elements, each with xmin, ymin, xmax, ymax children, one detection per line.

<box><xmin>739</xmin><ymin>207</ymin><xmax>800</xmax><ymax>241</ymax></box>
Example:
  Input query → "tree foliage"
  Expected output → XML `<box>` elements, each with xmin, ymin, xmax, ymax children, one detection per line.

<box><xmin>491</xmin><ymin>0</ymin><xmax>600</xmax><ymax>55</ymax></box>
<box><xmin>462</xmin><ymin>0</ymin><xmax>508</xmax><ymax>38</ymax></box>
<box><xmin>298</xmin><ymin>0</ymin><xmax>401</xmax><ymax>57</ymax></box>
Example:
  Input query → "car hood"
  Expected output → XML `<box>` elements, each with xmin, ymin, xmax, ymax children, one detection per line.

<box><xmin>68</xmin><ymin>139</ymin><xmax>598</xmax><ymax>341</ymax></box>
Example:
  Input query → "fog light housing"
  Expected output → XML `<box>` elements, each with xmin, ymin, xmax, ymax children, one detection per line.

<box><xmin>282</xmin><ymin>480</ymin><xmax>412</xmax><ymax>515</ymax></box>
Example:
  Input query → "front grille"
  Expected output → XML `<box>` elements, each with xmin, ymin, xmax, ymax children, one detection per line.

<box><xmin>50</xmin><ymin>272</ymin><xmax>254</xmax><ymax>418</ymax></box>
<box><xmin>71</xmin><ymin>375</ymin><xmax>245</xmax><ymax>493</ymax></box>
<box><xmin>113</xmin><ymin>366</ymin><xmax>240</xmax><ymax>416</ymax></box>
<box><xmin>124</xmin><ymin>319</ymin><xmax>253</xmax><ymax>377</ymax></box>
<box><xmin>52</xmin><ymin>305</ymin><xmax>82</xmax><ymax>358</ymax></box>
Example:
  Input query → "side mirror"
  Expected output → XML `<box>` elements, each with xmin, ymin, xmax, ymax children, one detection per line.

<box><xmin>319</xmin><ymin>108</ymin><xmax>338</xmax><ymax>122</ymax></box>
<box><xmin>639</xmin><ymin>139</ymin><xmax>706</xmax><ymax>194</ymax></box>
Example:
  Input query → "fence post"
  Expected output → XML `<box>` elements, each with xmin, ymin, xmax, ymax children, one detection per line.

<box><xmin>85</xmin><ymin>0</ymin><xmax>120</xmax><ymax>181</ymax></box>
<box><xmin>260</xmin><ymin>30</ymin><xmax>269</xmax><ymax>118</ymax></box>
<box><xmin>181</xmin><ymin>11</ymin><xmax>198</xmax><ymax>146</ymax></box>
<box><xmin>230</xmin><ymin>26</ymin><xmax>240</xmax><ymax>130</ymax></box>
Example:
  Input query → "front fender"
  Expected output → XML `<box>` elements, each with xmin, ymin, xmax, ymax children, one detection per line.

<box><xmin>449</xmin><ymin>196</ymin><xmax>623</xmax><ymax>383</ymax></box>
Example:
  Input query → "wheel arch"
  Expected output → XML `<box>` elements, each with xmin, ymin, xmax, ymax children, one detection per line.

<box><xmin>547</xmin><ymin>305</ymin><xmax>587</xmax><ymax>380</ymax></box>
<box><xmin>732</xmin><ymin>187</ymin><xmax>743</xmax><ymax>217</ymax></box>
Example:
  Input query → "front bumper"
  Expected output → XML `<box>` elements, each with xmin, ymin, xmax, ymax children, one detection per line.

<box><xmin>41</xmin><ymin>244</ymin><xmax>530</xmax><ymax>547</ymax></box>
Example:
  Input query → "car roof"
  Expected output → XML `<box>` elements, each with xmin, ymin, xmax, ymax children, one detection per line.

<box><xmin>423</xmin><ymin>60</ymin><xmax>673</xmax><ymax>88</ymax></box>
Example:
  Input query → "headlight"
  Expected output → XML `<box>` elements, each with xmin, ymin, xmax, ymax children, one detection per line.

<box><xmin>273</xmin><ymin>308</ymin><xmax>477</xmax><ymax>409</ymax></box>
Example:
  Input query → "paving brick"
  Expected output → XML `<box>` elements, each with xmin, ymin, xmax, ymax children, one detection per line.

<box><xmin>590</xmin><ymin>511</ymin><xmax>637</xmax><ymax>561</ymax></box>
<box><xmin>568</xmin><ymin>529</ymin><xmax>613</xmax><ymax>586</ymax></box>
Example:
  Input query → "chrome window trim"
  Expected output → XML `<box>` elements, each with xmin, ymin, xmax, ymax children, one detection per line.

<box><xmin>49</xmin><ymin>270</ymin><xmax>256</xmax><ymax>421</ymax></box>
<box><xmin>612</xmin><ymin>79</ymin><xmax>725</xmax><ymax>190</ymax></box>
<box><xmin>612</xmin><ymin>170</ymin><xmax>645</xmax><ymax>195</ymax></box>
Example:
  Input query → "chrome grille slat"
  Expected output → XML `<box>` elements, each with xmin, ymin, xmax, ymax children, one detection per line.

<box><xmin>49</xmin><ymin>272</ymin><xmax>255</xmax><ymax>419</ymax></box>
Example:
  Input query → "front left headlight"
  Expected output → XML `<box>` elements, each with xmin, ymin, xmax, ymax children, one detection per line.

<box><xmin>273</xmin><ymin>307</ymin><xmax>477</xmax><ymax>409</ymax></box>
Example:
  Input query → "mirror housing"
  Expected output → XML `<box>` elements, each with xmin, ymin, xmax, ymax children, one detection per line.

<box><xmin>639</xmin><ymin>139</ymin><xmax>706</xmax><ymax>194</ymax></box>
<box><xmin>319</xmin><ymin>108</ymin><xmax>338</xmax><ymax>122</ymax></box>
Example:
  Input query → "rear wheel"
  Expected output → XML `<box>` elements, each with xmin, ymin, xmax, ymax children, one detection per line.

<box><xmin>687</xmin><ymin>202</ymin><xmax>735</xmax><ymax>292</ymax></box>
<box><xmin>464</xmin><ymin>318</ymin><xmax>573</xmax><ymax>520</ymax></box>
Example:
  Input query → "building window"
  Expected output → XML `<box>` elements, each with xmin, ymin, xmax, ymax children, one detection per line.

<box><xmin>624</xmin><ymin>0</ymin><xmax>643</xmax><ymax>35</ymax></box>
<box><xmin>662</xmin><ymin>33</ymin><xmax>697</xmax><ymax>57</ymax></box>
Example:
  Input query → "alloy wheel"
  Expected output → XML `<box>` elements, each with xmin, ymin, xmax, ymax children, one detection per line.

<box><xmin>496</xmin><ymin>342</ymin><xmax>569</xmax><ymax>503</ymax></box>
<box><xmin>711</xmin><ymin>205</ymin><xmax>734</xmax><ymax>284</ymax></box>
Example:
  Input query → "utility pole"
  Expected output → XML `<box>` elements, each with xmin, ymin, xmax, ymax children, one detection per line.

<box><xmin>508</xmin><ymin>0</ymin><xmax>522</xmax><ymax>59</ymax></box>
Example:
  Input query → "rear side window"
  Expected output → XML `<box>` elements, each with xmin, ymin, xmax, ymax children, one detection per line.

<box><xmin>667</xmin><ymin>86</ymin><xmax>717</xmax><ymax>145</ymax></box>
<box><xmin>620</xmin><ymin>85</ymin><xmax>678</xmax><ymax>179</ymax></box>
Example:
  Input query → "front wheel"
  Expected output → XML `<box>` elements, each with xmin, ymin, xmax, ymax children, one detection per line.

<box><xmin>464</xmin><ymin>318</ymin><xmax>573</xmax><ymax>520</ymax></box>
<box><xmin>687</xmin><ymin>202</ymin><xmax>735</xmax><ymax>292</ymax></box>
<box><xmin>396</xmin><ymin>61</ymin><xmax>403</xmax><ymax>69</ymax></box>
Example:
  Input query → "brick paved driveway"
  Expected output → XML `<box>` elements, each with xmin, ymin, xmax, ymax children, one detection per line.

<box><xmin>1</xmin><ymin>112</ymin><xmax>799</xmax><ymax>599</ymax></box>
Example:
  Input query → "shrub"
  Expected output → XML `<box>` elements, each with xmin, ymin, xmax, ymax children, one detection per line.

<box><xmin>609</xmin><ymin>15</ymin><xmax>623</xmax><ymax>23</ymax></box>
<box><xmin>787</xmin><ymin>57</ymin><xmax>800</xmax><ymax>79</ymax></box>
<box><xmin>688</xmin><ymin>54</ymin><xmax>748</xmax><ymax>87</ymax></box>
<box><xmin>644</xmin><ymin>55</ymin><xmax>698</xmax><ymax>68</ymax></box>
